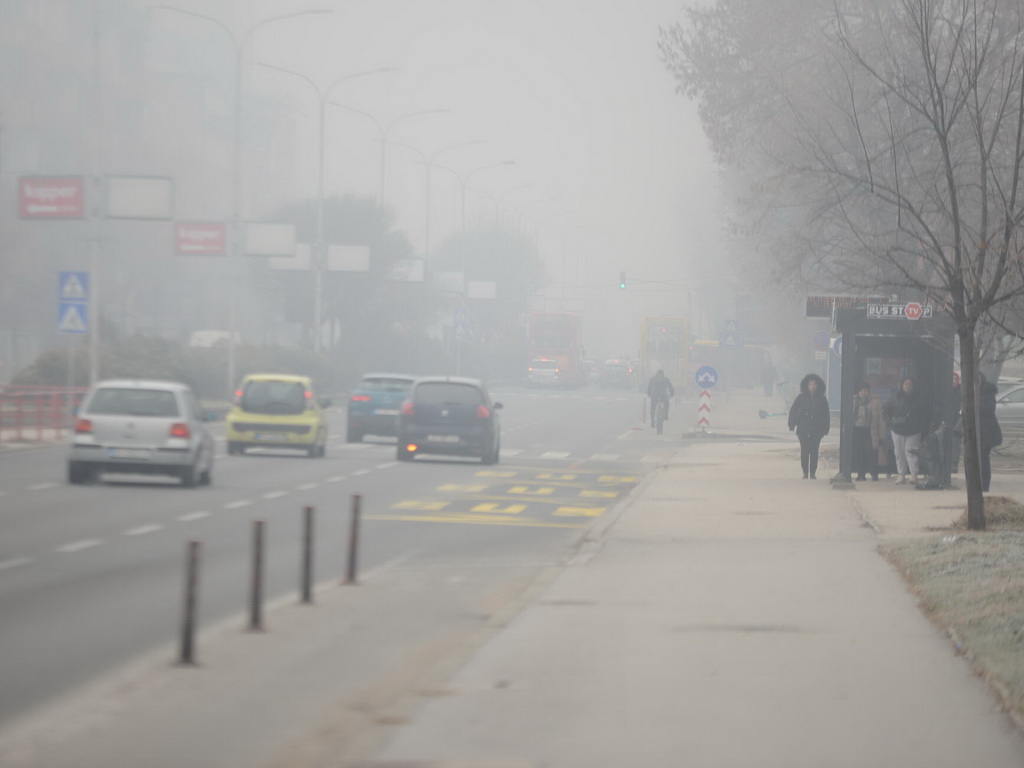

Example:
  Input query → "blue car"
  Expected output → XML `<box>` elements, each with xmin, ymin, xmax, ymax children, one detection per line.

<box><xmin>346</xmin><ymin>373</ymin><xmax>416</xmax><ymax>442</ymax></box>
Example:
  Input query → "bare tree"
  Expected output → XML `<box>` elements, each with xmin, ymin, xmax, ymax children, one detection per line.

<box><xmin>663</xmin><ymin>0</ymin><xmax>1024</xmax><ymax>529</ymax></box>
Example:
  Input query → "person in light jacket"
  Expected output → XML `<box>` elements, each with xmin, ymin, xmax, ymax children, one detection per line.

<box><xmin>851</xmin><ymin>382</ymin><xmax>882</xmax><ymax>481</ymax></box>
<box><xmin>788</xmin><ymin>373</ymin><xmax>830</xmax><ymax>480</ymax></box>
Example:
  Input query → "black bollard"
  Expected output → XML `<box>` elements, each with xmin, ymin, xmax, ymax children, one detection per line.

<box><xmin>178</xmin><ymin>540</ymin><xmax>201</xmax><ymax>665</ymax></box>
<box><xmin>301</xmin><ymin>505</ymin><xmax>314</xmax><ymax>603</ymax></box>
<box><xmin>344</xmin><ymin>494</ymin><xmax>362</xmax><ymax>585</ymax></box>
<box><xmin>248</xmin><ymin>520</ymin><xmax>265</xmax><ymax>631</ymax></box>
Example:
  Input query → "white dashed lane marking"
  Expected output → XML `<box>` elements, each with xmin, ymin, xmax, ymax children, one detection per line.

<box><xmin>540</xmin><ymin>451</ymin><xmax>571</xmax><ymax>459</ymax></box>
<box><xmin>262</xmin><ymin>491</ymin><xmax>288</xmax><ymax>499</ymax></box>
<box><xmin>178</xmin><ymin>511</ymin><xmax>210</xmax><ymax>522</ymax></box>
<box><xmin>376</xmin><ymin>462</ymin><xmax>398</xmax><ymax>470</ymax></box>
<box><xmin>28</xmin><ymin>483</ymin><xmax>58</xmax><ymax>491</ymax></box>
<box><xmin>295</xmin><ymin>483</ymin><xmax>318</xmax><ymax>491</ymax></box>
<box><xmin>0</xmin><ymin>557</ymin><xmax>32</xmax><ymax>571</ymax></box>
<box><xmin>123</xmin><ymin>524</ymin><xmax>163</xmax><ymax>537</ymax></box>
<box><xmin>56</xmin><ymin>539</ymin><xmax>102</xmax><ymax>554</ymax></box>
<box><xmin>353</xmin><ymin>469</ymin><xmax>371</xmax><ymax>476</ymax></box>
<box><xmin>326</xmin><ymin>476</ymin><xmax>346</xmax><ymax>483</ymax></box>
<box><xmin>224</xmin><ymin>500</ymin><xmax>253</xmax><ymax>510</ymax></box>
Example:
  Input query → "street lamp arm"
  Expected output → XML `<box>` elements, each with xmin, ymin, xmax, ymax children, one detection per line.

<box><xmin>382</xmin><ymin>108</ymin><xmax>452</xmax><ymax>140</ymax></box>
<box><xmin>259</xmin><ymin>61</ymin><xmax>320</xmax><ymax>98</ymax></box>
<box><xmin>324</xmin><ymin>67</ymin><xmax>400</xmax><ymax>102</ymax></box>
<box><xmin>329</xmin><ymin>101</ymin><xmax>384</xmax><ymax>138</ymax></box>
<box><xmin>241</xmin><ymin>8</ymin><xmax>332</xmax><ymax>49</ymax></box>
<box><xmin>154</xmin><ymin>5</ymin><xmax>237</xmax><ymax>50</ymax></box>
<box><xmin>429</xmin><ymin>140</ymin><xmax>485</xmax><ymax>164</ymax></box>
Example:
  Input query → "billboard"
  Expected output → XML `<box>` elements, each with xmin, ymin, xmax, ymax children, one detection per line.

<box><xmin>20</xmin><ymin>176</ymin><xmax>85</xmax><ymax>219</ymax></box>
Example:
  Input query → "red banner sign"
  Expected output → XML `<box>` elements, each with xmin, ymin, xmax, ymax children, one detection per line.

<box><xmin>19</xmin><ymin>176</ymin><xmax>85</xmax><ymax>219</ymax></box>
<box><xmin>175</xmin><ymin>222</ymin><xmax>226</xmax><ymax>255</ymax></box>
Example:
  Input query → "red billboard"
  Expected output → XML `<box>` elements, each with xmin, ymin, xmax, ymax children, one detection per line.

<box><xmin>175</xmin><ymin>222</ymin><xmax>226</xmax><ymax>255</ymax></box>
<box><xmin>19</xmin><ymin>176</ymin><xmax>85</xmax><ymax>219</ymax></box>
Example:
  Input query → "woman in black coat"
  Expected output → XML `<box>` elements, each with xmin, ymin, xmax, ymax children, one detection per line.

<box><xmin>788</xmin><ymin>373</ymin><xmax>830</xmax><ymax>479</ymax></box>
<box><xmin>979</xmin><ymin>375</ymin><xmax>1002</xmax><ymax>492</ymax></box>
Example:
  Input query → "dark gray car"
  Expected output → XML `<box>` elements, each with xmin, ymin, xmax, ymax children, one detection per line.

<box><xmin>396</xmin><ymin>377</ymin><xmax>502</xmax><ymax>464</ymax></box>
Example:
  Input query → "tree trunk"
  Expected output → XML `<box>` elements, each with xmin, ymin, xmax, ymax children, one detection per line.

<box><xmin>959</xmin><ymin>327</ymin><xmax>986</xmax><ymax>530</ymax></box>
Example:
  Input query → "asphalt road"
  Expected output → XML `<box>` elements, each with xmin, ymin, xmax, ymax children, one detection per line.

<box><xmin>0</xmin><ymin>385</ymin><xmax>683</xmax><ymax>728</ymax></box>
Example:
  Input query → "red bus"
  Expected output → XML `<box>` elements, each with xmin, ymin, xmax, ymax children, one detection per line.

<box><xmin>526</xmin><ymin>312</ymin><xmax>585</xmax><ymax>387</ymax></box>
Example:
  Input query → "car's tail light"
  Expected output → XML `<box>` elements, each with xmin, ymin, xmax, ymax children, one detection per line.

<box><xmin>305</xmin><ymin>390</ymin><xmax>313</xmax><ymax>401</ymax></box>
<box><xmin>476</xmin><ymin>405</ymin><xmax>491</xmax><ymax>418</ymax></box>
<box><xmin>234</xmin><ymin>389</ymin><xmax>243</xmax><ymax>404</ymax></box>
<box><xmin>350</xmin><ymin>395</ymin><xmax>371</xmax><ymax>402</ymax></box>
<box><xmin>75</xmin><ymin>418</ymin><xmax>93</xmax><ymax>434</ymax></box>
<box><xmin>169</xmin><ymin>422</ymin><xmax>191</xmax><ymax>438</ymax></box>
<box><xmin>406</xmin><ymin>443</ymin><xmax>419</xmax><ymax>453</ymax></box>
<box><xmin>401</xmin><ymin>401</ymin><xmax>415</xmax><ymax>416</ymax></box>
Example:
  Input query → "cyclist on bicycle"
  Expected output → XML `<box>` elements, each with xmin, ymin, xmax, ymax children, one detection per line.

<box><xmin>647</xmin><ymin>369</ymin><xmax>675</xmax><ymax>428</ymax></box>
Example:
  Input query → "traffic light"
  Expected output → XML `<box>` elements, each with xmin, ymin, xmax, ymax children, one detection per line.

<box><xmin>619</xmin><ymin>271</ymin><xmax>626</xmax><ymax>289</ymax></box>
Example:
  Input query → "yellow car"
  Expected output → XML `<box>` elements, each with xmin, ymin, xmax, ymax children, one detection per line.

<box><xmin>226</xmin><ymin>374</ymin><xmax>330</xmax><ymax>457</ymax></box>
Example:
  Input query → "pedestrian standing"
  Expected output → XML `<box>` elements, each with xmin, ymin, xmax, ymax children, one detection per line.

<box><xmin>882</xmin><ymin>376</ymin><xmax>928</xmax><ymax>484</ymax></box>
<box><xmin>851</xmin><ymin>382</ymin><xmax>881</xmax><ymax>481</ymax></box>
<box><xmin>761</xmin><ymin>357</ymin><xmax>777</xmax><ymax>398</ymax></box>
<box><xmin>948</xmin><ymin>372</ymin><xmax>963</xmax><ymax>475</ymax></box>
<box><xmin>979</xmin><ymin>374</ymin><xmax>1002</xmax><ymax>492</ymax></box>
<box><xmin>788</xmin><ymin>373</ymin><xmax>830</xmax><ymax>479</ymax></box>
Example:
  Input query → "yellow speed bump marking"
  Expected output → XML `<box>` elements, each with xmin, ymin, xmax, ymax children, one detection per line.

<box><xmin>475</xmin><ymin>470</ymin><xmax>518</xmax><ymax>478</ymax></box>
<box><xmin>393</xmin><ymin>500</ymin><xmax>449</xmax><ymax>511</ymax></box>
<box><xmin>437</xmin><ymin>484</ymin><xmax>489</xmax><ymax>493</ymax></box>
<box><xmin>535</xmin><ymin>473</ymin><xmax>578</xmax><ymax>481</ymax></box>
<box><xmin>598</xmin><ymin>475</ymin><xmax>637</xmax><ymax>483</ymax></box>
<box><xmin>471</xmin><ymin>503</ymin><xmax>528</xmax><ymax>514</ymax></box>
<box><xmin>507</xmin><ymin>486</ymin><xmax>556</xmax><ymax>496</ymax></box>
<box><xmin>554</xmin><ymin>506</ymin><xmax>605</xmax><ymax>517</ymax></box>
<box><xmin>368</xmin><ymin>513</ymin><xmax>584</xmax><ymax>529</ymax></box>
<box><xmin>579</xmin><ymin>489</ymin><xmax>619</xmax><ymax>499</ymax></box>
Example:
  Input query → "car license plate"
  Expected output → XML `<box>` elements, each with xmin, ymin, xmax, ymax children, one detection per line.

<box><xmin>374</xmin><ymin>408</ymin><xmax>399</xmax><ymax>415</ymax></box>
<box><xmin>427</xmin><ymin>435</ymin><xmax>459</xmax><ymax>443</ymax></box>
<box><xmin>254</xmin><ymin>433</ymin><xmax>285</xmax><ymax>442</ymax></box>
<box><xmin>108</xmin><ymin>448</ymin><xmax>151</xmax><ymax>459</ymax></box>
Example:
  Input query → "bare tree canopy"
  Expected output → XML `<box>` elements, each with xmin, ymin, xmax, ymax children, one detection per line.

<box><xmin>661</xmin><ymin>0</ymin><xmax>1024</xmax><ymax>528</ymax></box>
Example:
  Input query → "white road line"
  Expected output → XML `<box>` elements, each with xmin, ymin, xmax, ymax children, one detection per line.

<box><xmin>353</xmin><ymin>469</ymin><xmax>371</xmax><ymax>476</ymax></box>
<box><xmin>540</xmin><ymin>451</ymin><xmax>572</xmax><ymax>459</ymax></box>
<box><xmin>501</xmin><ymin>449</ymin><xmax>523</xmax><ymax>456</ymax></box>
<box><xmin>591</xmin><ymin>454</ymin><xmax>619</xmax><ymax>462</ymax></box>
<box><xmin>375</xmin><ymin>462</ymin><xmax>397</xmax><ymax>470</ymax></box>
<box><xmin>123</xmin><ymin>524</ymin><xmax>163</xmax><ymax>537</ymax></box>
<box><xmin>28</xmin><ymin>482</ymin><xmax>57</xmax><ymax>491</ymax></box>
<box><xmin>224</xmin><ymin>500</ymin><xmax>253</xmax><ymax>509</ymax></box>
<box><xmin>338</xmin><ymin>444</ymin><xmax>372</xmax><ymax>450</ymax></box>
<box><xmin>262</xmin><ymin>490</ymin><xmax>288</xmax><ymax>499</ymax></box>
<box><xmin>56</xmin><ymin>539</ymin><xmax>102</xmax><ymax>554</ymax></box>
<box><xmin>295</xmin><ymin>483</ymin><xmax>319</xmax><ymax>491</ymax></box>
<box><xmin>0</xmin><ymin>557</ymin><xmax>32</xmax><ymax>571</ymax></box>
<box><xmin>326</xmin><ymin>476</ymin><xmax>346</xmax><ymax>483</ymax></box>
<box><xmin>178</xmin><ymin>511</ymin><xmax>210</xmax><ymax>522</ymax></box>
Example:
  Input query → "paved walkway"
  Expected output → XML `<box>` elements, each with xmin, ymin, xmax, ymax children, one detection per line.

<box><xmin>3</xmin><ymin>389</ymin><xmax>1024</xmax><ymax>768</ymax></box>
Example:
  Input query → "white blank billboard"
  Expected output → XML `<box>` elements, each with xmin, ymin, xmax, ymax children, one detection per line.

<box><xmin>328</xmin><ymin>244</ymin><xmax>370</xmax><ymax>272</ymax></box>
<box><xmin>245</xmin><ymin>223</ymin><xmax>296</xmax><ymax>256</ymax></box>
<box><xmin>269</xmin><ymin>243</ymin><xmax>311</xmax><ymax>271</ymax></box>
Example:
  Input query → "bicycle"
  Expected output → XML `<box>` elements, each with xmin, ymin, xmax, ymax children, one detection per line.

<box><xmin>653</xmin><ymin>398</ymin><xmax>668</xmax><ymax>435</ymax></box>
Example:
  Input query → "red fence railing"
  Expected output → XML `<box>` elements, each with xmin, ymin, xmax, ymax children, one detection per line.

<box><xmin>0</xmin><ymin>386</ymin><xmax>89</xmax><ymax>445</ymax></box>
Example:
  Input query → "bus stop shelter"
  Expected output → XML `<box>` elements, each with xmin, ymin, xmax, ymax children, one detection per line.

<box><xmin>834</xmin><ymin>304</ymin><xmax>956</xmax><ymax>487</ymax></box>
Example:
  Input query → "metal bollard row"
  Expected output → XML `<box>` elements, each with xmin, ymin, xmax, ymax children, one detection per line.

<box><xmin>176</xmin><ymin>494</ymin><xmax>364</xmax><ymax>667</ymax></box>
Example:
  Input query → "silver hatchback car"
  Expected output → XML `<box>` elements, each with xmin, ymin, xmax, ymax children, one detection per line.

<box><xmin>68</xmin><ymin>379</ymin><xmax>215</xmax><ymax>486</ymax></box>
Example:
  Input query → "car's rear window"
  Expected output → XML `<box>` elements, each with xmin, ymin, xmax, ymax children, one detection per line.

<box><xmin>87</xmin><ymin>388</ymin><xmax>180</xmax><ymax>417</ymax></box>
<box><xmin>360</xmin><ymin>377</ymin><xmax>414</xmax><ymax>393</ymax></box>
<box><xmin>531</xmin><ymin>360</ymin><xmax>558</xmax><ymax>370</ymax></box>
<box><xmin>241</xmin><ymin>380</ymin><xmax>307</xmax><ymax>415</ymax></box>
<box><xmin>414</xmin><ymin>383</ymin><xmax>483</xmax><ymax>406</ymax></box>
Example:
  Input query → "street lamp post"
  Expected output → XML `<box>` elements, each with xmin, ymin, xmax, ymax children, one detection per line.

<box><xmin>258</xmin><ymin>63</ymin><xmax>396</xmax><ymax>353</ymax></box>
<box><xmin>155</xmin><ymin>5</ymin><xmax>331</xmax><ymax>396</ymax></box>
<box><xmin>329</xmin><ymin>105</ymin><xmax>451</xmax><ymax>205</ymax></box>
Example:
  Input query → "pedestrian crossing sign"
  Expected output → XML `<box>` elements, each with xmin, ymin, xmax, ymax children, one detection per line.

<box><xmin>58</xmin><ymin>302</ymin><xmax>88</xmax><ymax>334</ymax></box>
<box><xmin>58</xmin><ymin>271</ymin><xmax>89</xmax><ymax>301</ymax></box>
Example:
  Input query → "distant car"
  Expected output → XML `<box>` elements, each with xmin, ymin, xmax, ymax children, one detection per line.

<box><xmin>68</xmin><ymin>379</ymin><xmax>215</xmax><ymax>486</ymax></box>
<box><xmin>226</xmin><ymin>374</ymin><xmax>329</xmax><ymax>457</ymax></box>
<box><xmin>583</xmin><ymin>359</ymin><xmax>600</xmax><ymax>384</ymax></box>
<box><xmin>996</xmin><ymin>384</ymin><xmax>1024</xmax><ymax>432</ymax></box>
<box><xmin>346</xmin><ymin>373</ymin><xmax>416</xmax><ymax>441</ymax></box>
<box><xmin>599</xmin><ymin>359</ymin><xmax>635</xmax><ymax>389</ymax></box>
<box><xmin>396</xmin><ymin>377</ymin><xmax>503</xmax><ymax>464</ymax></box>
<box><xmin>527</xmin><ymin>358</ymin><xmax>562</xmax><ymax>386</ymax></box>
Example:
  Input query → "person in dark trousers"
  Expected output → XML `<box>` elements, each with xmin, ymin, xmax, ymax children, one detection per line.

<box><xmin>882</xmin><ymin>377</ymin><xmax>928</xmax><ymax>484</ymax></box>
<box><xmin>979</xmin><ymin>374</ymin><xmax>1002</xmax><ymax>492</ymax></box>
<box><xmin>761</xmin><ymin>358</ymin><xmax>777</xmax><ymax>397</ymax></box>
<box><xmin>647</xmin><ymin>369</ymin><xmax>675</xmax><ymax>428</ymax></box>
<box><xmin>851</xmin><ymin>382</ymin><xmax>881</xmax><ymax>481</ymax></box>
<box><xmin>788</xmin><ymin>373</ymin><xmax>830</xmax><ymax>479</ymax></box>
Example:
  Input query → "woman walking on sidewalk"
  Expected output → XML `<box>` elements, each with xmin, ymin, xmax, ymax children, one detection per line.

<box><xmin>788</xmin><ymin>373</ymin><xmax>830</xmax><ymax>479</ymax></box>
<box><xmin>882</xmin><ymin>376</ymin><xmax>927</xmax><ymax>484</ymax></box>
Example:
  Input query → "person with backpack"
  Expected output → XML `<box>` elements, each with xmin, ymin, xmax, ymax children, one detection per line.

<box><xmin>788</xmin><ymin>373</ymin><xmax>830</xmax><ymax>479</ymax></box>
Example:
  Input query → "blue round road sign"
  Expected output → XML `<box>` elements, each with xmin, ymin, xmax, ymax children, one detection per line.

<box><xmin>695</xmin><ymin>365</ymin><xmax>719</xmax><ymax>389</ymax></box>
<box><xmin>812</xmin><ymin>330</ymin><xmax>830</xmax><ymax>351</ymax></box>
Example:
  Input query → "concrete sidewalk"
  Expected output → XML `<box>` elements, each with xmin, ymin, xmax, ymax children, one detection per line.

<box><xmin>4</xmin><ymin>389</ymin><xmax>1024</xmax><ymax>768</ymax></box>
